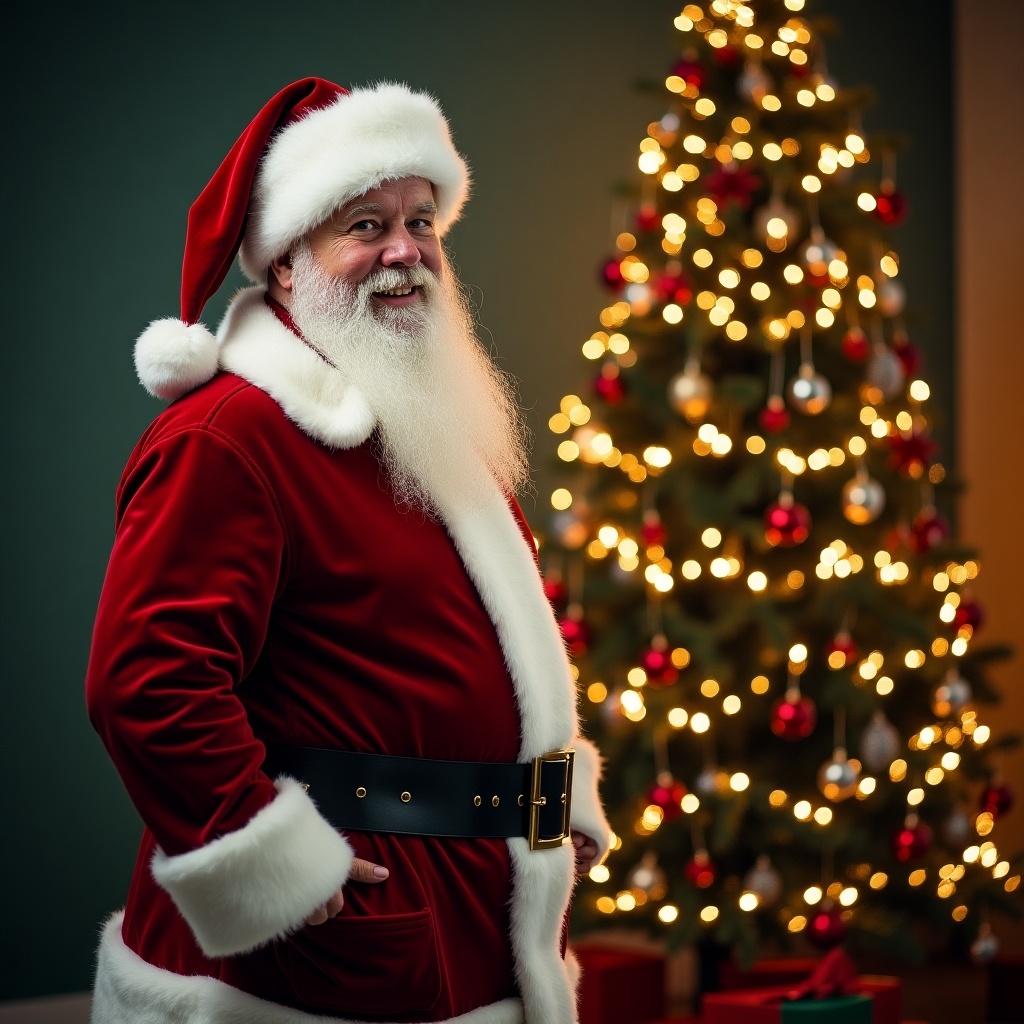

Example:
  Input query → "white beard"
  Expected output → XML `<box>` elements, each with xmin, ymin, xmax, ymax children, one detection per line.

<box><xmin>287</xmin><ymin>245</ymin><xmax>531</xmax><ymax>515</ymax></box>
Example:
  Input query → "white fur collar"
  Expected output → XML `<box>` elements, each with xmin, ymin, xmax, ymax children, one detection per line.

<box><xmin>217</xmin><ymin>287</ymin><xmax>376</xmax><ymax>449</ymax></box>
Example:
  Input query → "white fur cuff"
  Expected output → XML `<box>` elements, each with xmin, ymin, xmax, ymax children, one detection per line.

<box><xmin>569</xmin><ymin>739</ymin><xmax>611</xmax><ymax>861</ymax></box>
<box><xmin>151</xmin><ymin>777</ymin><xmax>353</xmax><ymax>957</ymax></box>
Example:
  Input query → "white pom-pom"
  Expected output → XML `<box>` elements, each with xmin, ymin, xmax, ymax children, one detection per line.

<box><xmin>134</xmin><ymin>318</ymin><xmax>219</xmax><ymax>400</ymax></box>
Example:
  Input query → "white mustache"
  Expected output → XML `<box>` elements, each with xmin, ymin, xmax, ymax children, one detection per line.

<box><xmin>361</xmin><ymin>266</ymin><xmax>435</xmax><ymax>296</ymax></box>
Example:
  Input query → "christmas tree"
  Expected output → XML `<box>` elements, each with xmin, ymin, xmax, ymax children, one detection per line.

<box><xmin>543</xmin><ymin>0</ymin><xmax>1020</xmax><ymax>965</ymax></box>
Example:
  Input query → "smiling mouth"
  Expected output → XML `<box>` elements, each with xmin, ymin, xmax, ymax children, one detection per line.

<box><xmin>373</xmin><ymin>285</ymin><xmax>418</xmax><ymax>298</ymax></box>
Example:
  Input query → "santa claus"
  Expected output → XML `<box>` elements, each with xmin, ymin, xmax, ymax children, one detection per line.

<box><xmin>85</xmin><ymin>79</ymin><xmax>610</xmax><ymax>1023</ymax></box>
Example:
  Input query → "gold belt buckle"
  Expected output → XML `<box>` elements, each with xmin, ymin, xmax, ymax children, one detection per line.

<box><xmin>528</xmin><ymin>748</ymin><xmax>575</xmax><ymax>851</ymax></box>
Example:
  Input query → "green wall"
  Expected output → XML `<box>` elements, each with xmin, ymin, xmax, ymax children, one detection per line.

<box><xmin>1</xmin><ymin>0</ymin><xmax>950</xmax><ymax>1000</ymax></box>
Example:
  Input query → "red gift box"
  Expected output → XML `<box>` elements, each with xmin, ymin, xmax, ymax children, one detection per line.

<box><xmin>702</xmin><ymin>977</ymin><xmax>901</xmax><ymax>1024</ymax></box>
<box><xmin>574</xmin><ymin>945</ymin><xmax>666</xmax><ymax>1024</ymax></box>
<box><xmin>720</xmin><ymin>958</ymin><xmax>822</xmax><ymax>991</ymax></box>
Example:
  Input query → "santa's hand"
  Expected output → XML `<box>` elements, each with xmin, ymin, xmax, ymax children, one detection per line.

<box><xmin>305</xmin><ymin>858</ymin><xmax>389</xmax><ymax>925</ymax></box>
<box><xmin>571</xmin><ymin>830</ymin><xmax>600</xmax><ymax>874</ymax></box>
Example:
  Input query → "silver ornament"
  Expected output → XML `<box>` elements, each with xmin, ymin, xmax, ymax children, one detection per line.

<box><xmin>943</xmin><ymin>807</ymin><xmax>973</xmax><ymax>846</ymax></box>
<box><xmin>876</xmin><ymin>279</ymin><xmax>907</xmax><ymax>317</ymax></box>
<box><xmin>743</xmin><ymin>855</ymin><xmax>783</xmax><ymax>906</ymax></box>
<box><xmin>787</xmin><ymin>362</ymin><xmax>832</xmax><ymax>415</ymax></box>
<box><xmin>859</xmin><ymin>711</ymin><xmax>901</xmax><ymax>772</ymax></box>
<box><xmin>842</xmin><ymin>473</ymin><xmax>886</xmax><ymax>525</ymax></box>
<box><xmin>970</xmin><ymin>923</ymin><xmax>1000</xmax><ymax>964</ymax></box>
<box><xmin>933</xmin><ymin>670</ymin><xmax>972</xmax><ymax>717</ymax></box>
<box><xmin>818</xmin><ymin>749</ymin><xmax>860</xmax><ymax>801</ymax></box>
<box><xmin>753</xmin><ymin>198</ymin><xmax>801</xmax><ymax>248</ymax></box>
<box><xmin>695</xmin><ymin>765</ymin><xmax>720</xmax><ymax>796</ymax></box>
<box><xmin>625</xmin><ymin>281</ymin><xmax>654</xmax><ymax>312</ymax></box>
<box><xmin>550</xmin><ymin>510</ymin><xmax>588</xmax><ymax>550</ymax></box>
<box><xmin>626</xmin><ymin>851</ymin><xmax>668</xmax><ymax>898</ymax></box>
<box><xmin>801</xmin><ymin>230</ymin><xmax>840</xmax><ymax>274</ymax></box>
<box><xmin>669</xmin><ymin>367</ymin><xmax>713</xmax><ymax>422</ymax></box>
<box><xmin>737</xmin><ymin>61</ymin><xmax>773</xmax><ymax>102</ymax></box>
<box><xmin>865</xmin><ymin>346</ymin><xmax>906</xmax><ymax>401</ymax></box>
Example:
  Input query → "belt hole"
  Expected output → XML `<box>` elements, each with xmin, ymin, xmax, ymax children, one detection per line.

<box><xmin>473</xmin><ymin>795</ymin><xmax>482</xmax><ymax>807</ymax></box>
<box><xmin>355</xmin><ymin>786</ymin><xmax>366</xmax><ymax>799</ymax></box>
<box><xmin>401</xmin><ymin>791</ymin><xmax>412</xmax><ymax>803</ymax></box>
<box><xmin>492</xmin><ymin>795</ymin><xmax>500</xmax><ymax>807</ymax></box>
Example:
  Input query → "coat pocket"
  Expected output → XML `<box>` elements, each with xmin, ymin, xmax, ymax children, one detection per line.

<box><xmin>277</xmin><ymin>907</ymin><xmax>442</xmax><ymax>1016</ymax></box>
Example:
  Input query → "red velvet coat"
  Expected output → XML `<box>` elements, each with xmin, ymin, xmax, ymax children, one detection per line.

<box><xmin>87</xmin><ymin>288</ymin><xmax>609</xmax><ymax>1024</ymax></box>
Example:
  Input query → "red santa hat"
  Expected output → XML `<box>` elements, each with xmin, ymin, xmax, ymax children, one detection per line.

<box><xmin>134</xmin><ymin>77</ymin><xmax>471</xmax><ymax>399</ymax></box>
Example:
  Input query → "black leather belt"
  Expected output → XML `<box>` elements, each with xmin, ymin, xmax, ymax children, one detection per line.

<box><xmin>262</xmin><ymin>745</ymin><xmax>575</xmax><ymax>851</ymax></box>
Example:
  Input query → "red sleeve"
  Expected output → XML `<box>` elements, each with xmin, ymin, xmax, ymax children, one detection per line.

<box><xmin>86</xmin><ymin>426</ymin><xmax>285</xmax><ymax>855</ymax></box>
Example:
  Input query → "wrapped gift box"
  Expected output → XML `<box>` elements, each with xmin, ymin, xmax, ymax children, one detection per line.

<box><xmin>574</xmin><ymin>945</ymin><xmax>666</xmax><ymax>1024</ymax></box>
<box><xmin>702</xmin><ymin>977</ymin><xmax>901</xmax><ymax>1024</ymax></box>
<box><xmin>720</xmin><ymin>958</ymin><xmax>822</xmax><ymax>990</ymax></box>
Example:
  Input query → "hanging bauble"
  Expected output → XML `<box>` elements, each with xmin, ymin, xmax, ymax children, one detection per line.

<box><xmin>601</xmin><ymin>690</ymin><xmax>625</xmax><ymax>726</ymax></box>
<box><xmin>626</xmin><ymin>851</ymin><xmax>668</xmax><ymax>898</ymax></box>
<box><xmin>970</xmin><ymin>923</ymin><xmax>1000</xmax><ymax>964</ymax></box>
<box><xmin>743</xmin><ymin>855</ymin><xmax>782</xmax><ymax>907</ymax></box>
<box><xmin>557</xmin><ymin>604</ymin><xmax>589</xmax><ymax>657</ymax></box>
<box><xmin>859</xmin><ymin>711</ymin><xmax>901</xmax><ymax>772</ymax></box>
<box><xmin>842</xmin><ymin>327</ymin><xmax>870</xmax><ymax>363</ymax></box>
<box><xmin>892</xmin><ymin>818</ymin><xmax>933</xmax><ymax>861</ymax></box>
<box><xmin>672</xmin><ymin>55</ymin><xmax>707</xmax><ymax>88</ymax></box>
<box><xmin>550</xmin><ymin>510</ymin><xmax>589</xmax><ymax>550</ymax></box>
<box><xmin>624</xmin><ymin>281</ymin><xmax>654</xmax><ymax>314</ymax></box>
<box><xmin>865</xmin><ymin>346</ymin><xmax>906</xmax><ymax>401</ymax></box>
<box><xmin>884</xmin><ymin>521</ymin><xmax>912</xmax><ymax>553</ymax></box>
<box><xmin>647</xmin><ymin>772</ymin><xmax>686</xmax><ymax>822</ymax></box>
<box><xmin>787</xmin><ymin>363</ymin><xmax>832</xmax><ymax>415</ymax></box>
<box><xmin>542</xmin><ymin>575</ymin><xmax>568</xmax><ymax>610</ymax></box>
<box><xmin>826</xmin><ymin>631</ymin><xmax>858</xmax><ymax>669</ymax></box>
<box><xmin>770</xmin><ymin>693</ymin><xmax>817</xmax><ymax>740</ymax></box>
<box><xmin>754</xmin><ymin>197</ymin><xmax>801</xmax><ymax>250</ymax></box>
<box><xmin>909</xmin><ymin>507</ymin><xmax>950</xmax><ymax>552</ymax></box>
<box><xmin>877</xmin><ymin>279</ymin><xmax>907</xmax><ymax>317</ymax></box>
<box><xmin>737</xmin><ymin>61</ymin><xmax>772</xmax><ymax>102</ymax></box>
<box><xmin>655</xmin><ymin>269</ymin><xmax>693</xmax><ymax>306</ymax></box>
<box><xmin>641</xmin><ymin>510</ymin><xmax>668</xmax><ymax>548</ymax></box>
<box><xmin>818</xmin><ymin>750</ymin><xmax>861</xmax><ymax>802</ymax></box>
<box><xmin>668</xmin><ymin>366</ymin><xmax>713</xmax><ymax>422</ymax></box>
<box><xmin>705</xmin><ymin>165</ymin><xmax>762</xmax><ymax>210</ymax></box>
<box><xmin>933</xmin><ymin>670</ymin><xmax>972</xmax><ymax>717</ymax></box>
<box><xmin>806</xmin><ymin>901</ymin><xmax>848</xmax><ymax>950</ymax></box>
<box><xmin>841</xmin><ymin>473</ymin><xmax>886</xmax><ymax>525</ymax></box>
<box><xmin>980</xmin><ymin>781</ymin><xmax>1014</xmax><ymax>819</ymax></box>
<box><xmin>642</xmin><ymin>636</ymin><xmax>678</xmax><ymax>688</ymax></box>
<box><xmin>685</xmin><ymin>849</ymin><xmax>717</xmax><ymax>889</ymax></box>
<box><xmin>600</xmin><ymin>257</ymin><xmax>625</xmax><ymax>292</ymax></box>
<box><xmin>713</xmin><ymin>44</ymin><xmax>741</xmax><ymax>69</ymax></box>
<box><xmin>873</xmin><ymin>186</ymin><xmax>908</xmax><ymax>226</ymax></box>
<box><xmin>953</xmin><ymin>599</ymin><xmax>985</xmax><ymax>633</ymax></box>
<box><xmin>635</xmin><ymin>205</ymin><xmax>660</xmax><ymax>233</ymax></box>
<box><xmin>943</xmin><ymin>806</ymin><xmax>973</xmax><ymax>846</ymax></box>
<box><xmin>764</xmin><ymin>498</ymin><xmax>811</xmax><ymax>547</ymax></box>
<box><xmin>895</xmin><ymin>338</ymin><xmax>922</xmax><ymax>376</ymax></box>
<box><xmin>759</xmin><ymin>395</ymin><xmax>791</xmax><ymax>434</ymax></box>
<box><xmin>889</xmin><ymin>431</ymin><xmax>939</xmax><ymax>477</ymax></box>
<box><xmin>694</xmin><ymin>766</ymin><xmax>720</xmax><ymax>797</ymax></box>
<box><xmin>801</xmin><ymin>232</ymin><xmax>840</xmax><ymax>279</ymax></box>
<box><xmin>594</xmin><ymin>365</ymin><xmax>627</xmax><ymax>405</ymax></box>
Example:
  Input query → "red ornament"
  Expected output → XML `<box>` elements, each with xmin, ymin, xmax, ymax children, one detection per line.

<box><xmin>826</xmin><ymin>632</ymin><xmax>858</xmax><ymax>668</ymax></box>
<box><xmin>980</xmin><ymin>782</ymin><xmax>1014</xmax><ymax>818</ymax></box>
<box><xmin>600</xmin><ymin>257</ymin><xmax>624</xmax><ymax>292</ymax></box>
<box><xmin>909</xmin><ymin>508</ymin><xmax>950</xmax><ymax>553</ymax></box>
<box><xmin>635</xmin><ymin>205</ymin><xmax>661</xmax><ymax>233</ymax></box>
<box><xmin>770</xmin><ymin>693</ymin><xmax>816</xmax><ymax>740</ymax></box>
<box><xmin>884</xmin><ymin>521</ymin><xmax>912</xmax><ymax>553</ymax></box>
<box><xmin>594</xmin><ymin>369</ymin><xmax>626</xmax><ymax>405</ymax></box>
<box><xmin>655</xmin><ymin>270</ymin><xmax>693</xmax><ymax>306</ymax></box>
<box><xmin>888</xmin><ymin>431</ymin><xmax>938</xmax><ymax>476</ymax></box>
<box><xmin>704</xmin><ymin>165</ymin><xmax>763</xmax><ymax>210</ymax></box>
<box><xmin>759</xmin><ymin>396</ymin><xmax>790</xmax><ymax>434</ymax></box>
<box><xmin>558</xmin><ymin>608</ymin><xmax>589</xmax><ymax>657</ymax></box>
<box><xmin>671</xmin><ymin>57</ymin><xmax>706</xmax><ymax>88</ymax></box>
<box><xmin>712</xmin><ymin>44</ymin><xmax>741</xmax><ymax>68</ymax></box>
<box><xmin>542</xmin><ymin>576</ymin><xmax>568</xmax><ymax>610</ymax></box>
<box><xmin>892</xmin><ymin>819</ymin><xmax>933</xmax><ymax>862</ymax></box>
<box><xmin>842</xmin><ymin>327</ymin><xmax>870</xmax><ymax>363</ymax></box>
<box><xmin>895</xmin><ymin>339</ymin><xmax>922</xmax><ymax>376</ymax></box>
<box><xmin>641</xmin><ymin>644</ymin><xmax>678</xmax><ymax>687</ymax></box>
<box><xmin>641</xmin><ymin>511</ymin><xmax>668</xmax><ymax>548</ymax></box>
<box><xmin>685</xmin><ymin>850</ymin><xmax>716</xmax><ymax>888</ymax></box>
<box><xmin>648</xmin><ymin>774</ymin><xmax>687</xmax><ymax>821</ymax></box>
<box><xmin>764</xmin><ymin>499</ymin><xmax>811</xmax><ymax>547</ymax></box>
<box><xmin>874</xmin><ymin>187</ymin><xmax>908</xmax><ymax>226</ymax></box>
<box><xmin>806</xmin><ymin>902</ymin><xmax>848</xmax><ymax>949</ymax></box>
<box><xmin>953</xmin><ymin>599</ymin><xmax>985</xmax><ymax>633</ymax></box>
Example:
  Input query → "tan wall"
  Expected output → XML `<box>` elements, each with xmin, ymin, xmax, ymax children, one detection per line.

<box><xmin>956</xmin><ymin>0</ymin><xmax>1024</xmax><ymax>955</ymax></box>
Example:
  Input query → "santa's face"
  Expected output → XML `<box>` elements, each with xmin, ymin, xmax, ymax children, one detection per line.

<box><xmin>304</xmin><ymin>176</ymin><xmax>442</xmax><ymax>320</ymax></box>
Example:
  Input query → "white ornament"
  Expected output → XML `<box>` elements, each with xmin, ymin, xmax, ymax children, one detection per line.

<box><xmin>860</xmin><ymin>711</ymin><xmax>901</xmax><ymax>772</ymax></box>
<box><xmin>743</xmin><ymin>855</ymin><xmax>783</xmax><ymax>906</ymax></box>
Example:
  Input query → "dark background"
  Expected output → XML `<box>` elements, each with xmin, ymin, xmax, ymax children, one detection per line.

<box><xmin>0</xmin><ymin>0</ymin><xmax>951</xmax><ymax>1001</ymax></box>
